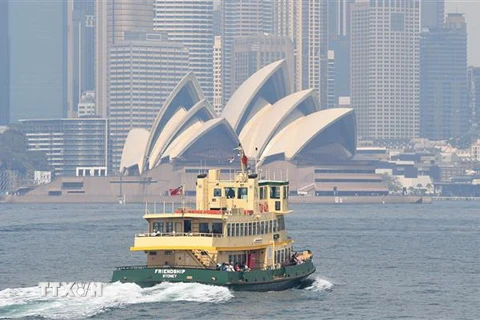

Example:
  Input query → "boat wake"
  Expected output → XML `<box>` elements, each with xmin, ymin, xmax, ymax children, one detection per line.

<box><xmin>300</xmin><ymin>277</ymin><xmax>334</xmax><ymax>292</ymax></box>
<box><xmin>0</xmin><ymin>282</ymin><xmax>233</xmax><ymax>319</ymax></box>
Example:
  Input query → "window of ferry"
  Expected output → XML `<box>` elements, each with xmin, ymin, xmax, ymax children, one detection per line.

<box><xmin>235</xmin><ymin>223</ymin><xmax>240</xmax><ymax>237</ymax></box>
<box><xmin>213</xmin><ymin>188</ymin><xmax>222</xmax><ymax>197</ymax></box>
<box><xmin>277</xmin><ymin>216</ymin><xmax>285</xmax><ymax>231</ymax></box>
<box><xmin>237</xmin><ymin>187</ymin><xmax>248</xmax><ymax>199</ymax></box>
<box><xmin>260</xmin><ymin>187</ymin><xmax>265</xmax><ymax>199</ymax></box>
<box><xmin>152</xmin><ymin>221</ymin><xmax>164</xmax><ymax>233</ymax></box>
<box><xmin>248</xmin><ymin>222</ymin><xmax>252</xmax><ymax>236</ymax></box>
<box><xmin>227</xmin><ymin>224</ymin><xmax>232</xmax><ymax>236</ymax></box>
<box><xmin>270</xmin><ymin>186</ymin><xmax>280</xmax><ymax>199</ymax></box>
<box><xmin>283</xmin><ymin>186</ymin><xmax>288</xmax><ymax>199</ymax></box>
<box><xmin>260</xmin><ymin>221</ymin><xmax>265</xmax><ymax>234</ymax></box>
<box><xmin>225</xmin><ymin>187</ymin><xmax>235</xmax><ymax>199</ymax></box>
<box><xmin>212</xmin><ymin>222</ymin><xmax>223</xmax><ymax>234</ymax></box>
<box><xmin>199</xmin><ymin>223</ymin><xmax>209</xmax><ymax>233</ymax></box>
<box><xmin>165</xmin><ymin>222</ymin><xmax>174</xmax><ymax>233</ymax></box>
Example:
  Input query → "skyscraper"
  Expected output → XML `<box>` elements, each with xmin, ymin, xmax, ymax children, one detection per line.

<box><xmin>273</xmin><ymin>0</ymin><xmax>329</xmax><ymax>107</ymax></box>
<box><xmin>108</xmin><ymin>33</ymin><xmax>190</xmax><ymax>172</ymax></box>
<box><xmin>213</xmin><ymin>36</ymin><xmax>223</xmax><ymax>115</ymax></box>
<box><xmin>153</xmin><ymin>0</ymin><xmax>213</xmax><ymax>101</ymax></box>
<box><xmin>8</xmin><ymin>0</ymin><xmax>68</xmax><ymax>121</ymax></box>
<box><xmin>351</xmin><ymin>0</ymin><xmax>420</xmax><ymax>140</ymax></box>
<box><xmin>95</xmin><ymin>0</ymin><xmax>153</xmax><ymax>117</ymax></box>
<box><xmin>0</xmin><ymin>0</ymin><xmax>9</xmax><ymax>125</ymax></box>
<box><xmin>421</xmin><ymin>0</ymin><xmax>444</xmax><ymax>29</ymax></box>
<box><xmin>230</xmin><ymin>34</ymin><xmax>295</xmax><ymax>93</ymax></box>
<box><xmin>67</xmin><ymin>0</ymin><xmax>95</xmax><ymax>117</ymax></box>
<box><xmin>420</xmin><ymin>13</ymin><xmax>468</xmax><ymax>140</ymax></box>
<box><xmin>222</xmin><ymin>0</ymin><xmax>272</xmax><ymax>104</ymax></box>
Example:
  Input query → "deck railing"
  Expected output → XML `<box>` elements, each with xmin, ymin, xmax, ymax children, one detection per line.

<box><xmin>136</xmin><ymin>232</ymin><xmax>224</xmax><ymax>238</ymax></box>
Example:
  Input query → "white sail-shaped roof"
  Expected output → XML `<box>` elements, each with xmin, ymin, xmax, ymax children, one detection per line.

<box><xmin>147</xmin><ymin>99</ymin><xmax>216</xmax><ymax>170</ymax></box>
<box><xmin>162</xmin><ymin>118</ymin><xmax>240</xmax><ymax>164</ymax></box>
<box><xmin>141</xmin><ymin>72</ymin><xmax>204</xmax><ymax>173</ymax></box>
<box><xmin>260</xmin><ymin>108</ymin><xmax>356</xmax><ymax>165</ymax></box>
<box><xmin>222</xmin><ymin>59</ymin><xmax>290</xmax><ymax>135</ymax></box>
<box><xmin>239</xmin><ymin>89</ymin><xmax>319</xmax><ymax>158</ymax></box>
<box><xmin>119</xmin><ymin>128</ymin><xmax>150</xmax><ymax>173</ymax></box>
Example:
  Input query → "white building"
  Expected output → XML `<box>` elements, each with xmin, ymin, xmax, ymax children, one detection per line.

<box><xmin>108</xmin><ymin>33</ymin><xmax>190</xmax><ymax>172</ymax></box>
<box><xmin>351</xmin><ymin>0</ymin><xmax>420</xmax><ymax>140</ymax></box>
<box><xmin>213</xmin><ymin>36</ymin><xmax>223</xmax><ymax>115</ymax></box>
<box><xmin>273</xmin><ymin>0</ymin><xmax>329</xmax><ymax>107</ymax></box>
<box><xmin>153</xmin><ymin>0</ymin><xmax>213</xmax><ymax>101</ymax></box>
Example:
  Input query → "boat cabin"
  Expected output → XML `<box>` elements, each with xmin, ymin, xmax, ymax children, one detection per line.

<box><xmin>131</xmin><ymin>169</ymin><xmax>295</xmax><ymax>271</ymax></box>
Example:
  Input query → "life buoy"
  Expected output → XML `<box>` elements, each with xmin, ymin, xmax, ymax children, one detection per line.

<box><xmin>259</xmin><ymin>203</ymin><xmax>264</xmax><ymax>213</ymax></box>
<box><xmin>263</xmin><ymin>203</ymin><xmax>269</xmax><ymax>212</ymax></box>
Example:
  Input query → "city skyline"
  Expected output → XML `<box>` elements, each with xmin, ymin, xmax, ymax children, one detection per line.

<box><xmin>1</xmin><ymin>0</ymin><xmax>480</xmax><ymax>164</ymax></box>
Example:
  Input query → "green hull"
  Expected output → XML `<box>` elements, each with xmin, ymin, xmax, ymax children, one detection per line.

<box><xmin>112</xmin><ymin>260</ymin><xmax>315</xmax><ymax>292</ymax></box>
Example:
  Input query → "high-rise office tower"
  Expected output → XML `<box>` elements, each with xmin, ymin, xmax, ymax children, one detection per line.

<box><xmin>420</xmin><ymin>13</ymin><xmax>468</xmax><ymax>140</ymax></box>
<box><xmin>273</xmin><ymin>0</ymin><xmax>329</xmax><ymax>107</ymax></box>
<box><xmin>327</xmin><ymin>50</ymin><xmax>335</xmax><ymax>109</ymax></box>
<box><xmin>421</xmin><ymin>0</ymin><xmax>444</xmax><ymax>29</ymax></box>
<box><xmin>213</xmin><ymin>36</ymin><xmax>223</xmax><ymax>115</ymax></box>
<box><xmin>328</xmin><ymin>0</ymin><xmax>354</xmax><ymax>108</ymax></box>
<box><xmin>153</xmin><ymin>0</ymin><xmax>213</xmax><ymax>101</ymax></box>
<box><xmin>351</xmin><ymin>0</ymin><xmax>420</xmax><ymax>140</ymax></box>
<box><xmin>8</xmin><ymin>0</ymin><xmax>68</xmax><ymax>121</ymax></box>
<box><xmin>328</xmin><ymin>0</ymin><xmax>355</xmax><ymax>38</ymax></box>
<box><xmin>222</xmin><ymin>0</ymin><xmax>272</xmax><ymax>104</ymax></box>
<box><xmin>108</xmin><ymin>33</ymin><xmax>190</xmax><ymax>172</ymax></box>
<box><xmin>0</xmin><ymin>0</ymin><xmax>9</xmax><ymax>125</ymax></box>
<box><xmin>67</xmin><ymin>0</ymin><xmax>95</xmax><ymax>118</ymax></box>
<box><xmin>95</xmin><ymin>0</ymin><xmax>153</xmax><ymax>117</ymax></box>
<box><xmin>230</xmin><ymin>34</ymin><xmax>295</xmax><ymax>93</ymax></box>
<box><xmin>469</xmin><ymin>67</ymin><xmax>480</xmax><ymax>130</ymax></box>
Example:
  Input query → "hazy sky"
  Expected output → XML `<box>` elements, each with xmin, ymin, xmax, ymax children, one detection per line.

<box><xmin>446</xmin><ymin>0</ymin><xmax>480</xmax><ymax>66</ymax></box>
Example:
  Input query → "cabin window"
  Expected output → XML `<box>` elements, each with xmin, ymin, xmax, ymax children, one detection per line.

<box><xmin>227</xmin><ymin>224</ymin><xmax>232</xmax><ymax>236</ymax></box>
<box><xmin>260</xmin><ymin>221</ymin><xmax>265</xmax><ymax>234</ymax></box>
<box><xmin>269</xmin><ymin>220</ymin><xmax>273</xmax><ymax>233</ymax></box>
<box><xmin>283</xmin><ymin>186</ymin><xmax>288</xmax><ymax>199</ymax></box>
<box><xmin>225</xmin><ymin>187</ymin><xmax>235</xmax><ymax>199</ymax></box>
<box><xmin>235</xmin><ymin>223</ymin><xmax>240</xmax><ymax>237</ymax></box>
<box><xmin>229</xmin><ymin>254</ymin><xmax>247</xmax><ymax>265</ymax></box>
<box><xmin>165</xmin><ymin>222</ymin><xmax>174</xmax><ymax>233</ymax></box>
<box><xmin>199</xmin><ymin>223</ymin><xmax>209</xmax><ymax>233</ymax></box>
<box><xmin>212</xmin><ymin>222</ymin><xmax>223</xmax><ymax>234</ymax></box>
<box><xmin>248</xmin><ymin>222</ymin><xmax>252</xmax><ymax>236</ymax></box>
<box><xmin>277</xmin><ymin>216</ymin><xmax>285</xmax><ymax>231</ymax></box>
<box><xmin>213</xmin><ymin>188</ymin><xmax>222</xmax><ymax>197</ymax></box>
<box><xmin>270</xmin><ymin>186</ymin><xmax>280</xmax><ymax>199</ymax></box>
<box><xmin>152</xmin><ymin>221</ymin><xmax>164</xmax><ymax>233</ymax></box>
<box><xmin>259</xmin><ymin>187</ymin><xmax>265</xmax><ymax>199</ymax></box>
<box><xmin>237</xmin><ymin>187</ymin><xmax>248</xmax><ymax>199</ymax></box>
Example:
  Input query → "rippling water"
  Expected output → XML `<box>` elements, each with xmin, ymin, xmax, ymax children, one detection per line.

<box><xmin>0</xmin><ymin>202</ymin><xmax>478</xmax><ymax>319</ymax></box>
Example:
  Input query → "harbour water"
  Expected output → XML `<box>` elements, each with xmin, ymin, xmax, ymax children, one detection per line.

<box><xmin>0</xmin><ymin>202</ymin><xmax>478</xmax><ymax>319</ymax></box>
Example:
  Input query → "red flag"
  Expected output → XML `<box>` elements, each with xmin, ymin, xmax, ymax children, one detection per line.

<box><xmin>169</xmin><ymin>185</ymin><xmax>183</xmax><ymax>196</ymax></box>
<box><xmin>241</xmin><ymin>154</ymin><xmax>248</xmax><ymax>167</ymax></box>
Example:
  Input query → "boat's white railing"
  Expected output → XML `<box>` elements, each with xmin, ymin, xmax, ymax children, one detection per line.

<box><xmin>136</xmin><ymin>232</ymin><xmax>224</xmax><ymax>238</ymax></box>
<box><xmin>144</xmin><ymin>201</ymin><xmax>186</xmax><ymax>215</ymax></box>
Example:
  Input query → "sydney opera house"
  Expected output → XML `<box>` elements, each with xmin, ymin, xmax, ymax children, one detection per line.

<box><xmin>15</xmin><ymin>60</ymin><xmax>396</xmax><ymax>203</ymax></box>
<box><xmin>120</xmin><ymin>59</ymin><xmax>356</xmax><ymax>176</ymax></box>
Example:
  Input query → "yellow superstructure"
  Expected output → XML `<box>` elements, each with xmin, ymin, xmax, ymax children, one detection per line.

<box><xmin>131</xmin><ymin>168</ymin><xmax>295</xmax><ymax>270</ymax></box>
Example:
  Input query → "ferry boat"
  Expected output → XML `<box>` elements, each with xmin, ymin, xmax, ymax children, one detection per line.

<box><xmin>112</xmin><ymin>153</ymin><xmax>316</xmax><ymax>291</ymax></box>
